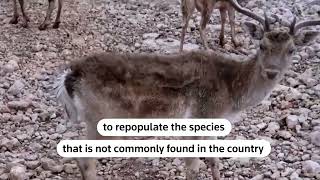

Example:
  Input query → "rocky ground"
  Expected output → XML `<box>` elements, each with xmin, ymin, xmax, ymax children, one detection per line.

<box><xmin>0</xmin><ymin>0</ymin><xmax>320</xmax><ymax>179</ymax></box>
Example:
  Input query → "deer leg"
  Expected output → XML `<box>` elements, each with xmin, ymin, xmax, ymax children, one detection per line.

<box><xmin>199</xmin><ymin>8</ymin><xmax>212</xmax><ymax>50</ymax></box>
<box><xmin>39</xmin><ymin>0</ymin><xmax>55</xmax><ymax>30</ymax></box>
<box><xmin>219</xmin><ymin>8</ymin><xmax>227</xmax><ymax>47</ymax></box>
<box><xmin>183</xmin><ymin>136</ymin><xmax>202</xmax><ymax>180</ymax></box>
<box><xmin>10</xmin><ymin>0</ymin><xmax>19</xmax><ymax>24</ymax></box>
<box><xmin>180</xmin><ymin>0</ymin><xmax>195</xmax><ymax>53</ymax></box>
<box><xmin>76</xmin><ymin>121</ymin><xmax>98</xmax><ymax>180</ymax></box>
<box><xmin>228</xmin><ymin>7</ymin><xmax>240</xmax><ymax>47</ymax></box>
<box><xmin>53</xmin><ymin>0</ymin><xmax>63</xmax><ymax>29</ymax></box>
<box><xmin>17</xmin><ymin>0</ymin><xmax>29</xmax><ymax>28</ymax></box>
<box><xmin>77</xmin><ymin>158</ymin><xmax>97</xmax><ymax>180</ymax></box>
<box><xmin>205</xmin><ymin>137</ymin><xmax>220</xmax><ymax>180</ymax></box>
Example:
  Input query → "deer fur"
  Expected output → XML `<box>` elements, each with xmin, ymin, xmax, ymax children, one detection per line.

<box><xmin>9</xmin><ymin>0</ymin><xmax>63</xmax><ymax>30</ymax></box>
<box><xmin>55</xmin><ymin>1</ymin><xmax>320</xmax><ymax>180</ymax></box>
<box><xmin>55</xmin><ymin>31</ymin><xmax>318</xmax><ymax>180</ymax></box>
<box><xmin>180</xmin><ymin>0</ymin><xmax>240</xmax><ymax>52</ymax></box>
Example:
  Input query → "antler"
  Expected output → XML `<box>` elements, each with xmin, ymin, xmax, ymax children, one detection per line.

<box><xmin>228</xmin><ymin>0</ymin><xmax>270</xmax><ymax>31</ymax></box>
<box><xmin>290</xmin><ymin>19</ymin><xmax>320</xmax><ymax>35</ymax></box>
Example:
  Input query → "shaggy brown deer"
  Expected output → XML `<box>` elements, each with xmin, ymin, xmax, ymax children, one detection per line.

<box><xmin>180</xmin><ymin>0</ymin><xmax>240</xmax><ymax>52</ymax></box>
<box><xmin>9</xmin><ymin>0</ymin><xmax>63</xmax><ymax>30</ymax></box>
<box><xmin>55</xmin><ymin>0</ymin><xmax>320</xmax><ymax>179</ymax></box>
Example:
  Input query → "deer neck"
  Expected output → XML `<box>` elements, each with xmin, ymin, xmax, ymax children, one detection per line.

<box><xmin>232</xmin><ymin>55</ymin><xmax>279</xmax><ymax>110</ymax></box>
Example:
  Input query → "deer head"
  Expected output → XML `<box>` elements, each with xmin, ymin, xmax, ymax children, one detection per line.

<box><xmin>229</xmin><ymin>0</ymin><xmax>320</xmax><ymax>80</ymax></box>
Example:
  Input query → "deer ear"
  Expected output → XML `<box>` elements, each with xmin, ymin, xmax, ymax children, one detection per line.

<box><xmin>294</xmin><ymin>30</ymin><xmax>320</xmax><ymax>46</ymax></box>
<box><xmin>242</xmin><ymin>21</ymin><xmax>264</xmax><ymax>40</ymax></box>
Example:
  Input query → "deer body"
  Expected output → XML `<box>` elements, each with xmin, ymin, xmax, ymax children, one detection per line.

<box><xmin>62</xmin><ymin>52</ymin><xmax>272</xmax><ymax>120</ymax></box>
<box><xmin>56</xmin><ymin>50</ymin><xmax>286</xmax><ymax>180</ymax></box>
<box><xmin>9</xmin><ymin>0</ymin><xmax>63</xmax><ymax>30</ymax></box>
<box><xmin>180</xmin><ymin>0</ymin><xmax>239</xmax><ymax>52</ymax></box>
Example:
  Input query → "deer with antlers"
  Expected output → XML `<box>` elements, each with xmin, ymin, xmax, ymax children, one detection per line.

<box><xmin>55</xmin><ymin>0</ymin><xmax>320</xmax><ymax>179</ymax></box>
<box><xmin>180</xmin><ymin>0</ymin><xmax>241</xmax><ymax>52</ymax></box>
<box><xmin>9</xmin><ymin>0</ymin><xmax>63</xmax><ymax>30</ymax></box>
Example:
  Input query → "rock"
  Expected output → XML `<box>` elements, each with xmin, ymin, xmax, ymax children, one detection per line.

<box><xmin>291</xmin><ymin>55</ymin><xmax>301</xmax><ymax>62</ymax></box>
<box><xmin>56</xmin><ymin>124</ymin><xmax>67</xmax><ymax>134</ymax></box>
<box><xmin>3</xmin><ymin>59</ymin><xmax>19</xmax><ymax>74</ymax></box>
<box><xmin>0</xmin><ymin>104</ymin><xmax>10</xmax><ymax>113</ymax></box>
<box><xmin>64</xmin><ymin>163</ymin><xmax>76</xmax><ymax>174</ymax></box>
<box><xmin>290</xmin><ymin>171</ymin><xmax>302</xmax><ymax>180</ymax></box>
<box><xmin>142</xmin><ymin>33</ymin><xmax>159</xmax><ymax>39</ymax></box>
<box><xmin>286</xmin><ymin>115</ymin><xmax>299</xmax><ymax>129</ymax></box>
<box><xmin>270</xmin><ymin>171</ymin><xmax>280</xmax><ymax>179</ymax></box>
<box><xmin>25</xmin><ymin>161</ymin><xmax>40</xmax><ymax>169</ymax></box>
<box><xmin>159</xmin><ymin>171</ymin><xmax>170</xmax><ymax>177</ymax></box>
<box><xmin>260</xmin><ymin>100</ymin><xmax>271</xmax><ymax>111</ymax></box>
<box><xmin>172</xmin><ymin>158</ymin><xmax>181</xmax><ymax>166</ymax></box>
<box><xmin>7</xmin><ymin>80</ymin><xmax>24</xmax><ymax>96</ymax></box>
<box><xmin>41</xmin><ymin>158</ymin><xmax>63</xmax><ymax>173</ymax></box>
<box><xmin>314</xmin><ymin>84</ymin><xmax>320</xmax><ymax>91</ymax></box>
<box><xmin>7</xmin><ymin>100</ymin><xmax>31</xmax><ymax>110</ymax></box>
<box><xmin>152</xmin><ymin>159</ymin><xmax>160</xmax><ymax>166</ymax></box>
<box><xmin>266</xmin><ymin>122</ymin><xmax>280</xmax><ymax>134</ymax></box>
<box><xmin>299</xmin><ymin>51</ymin><xmax>309</xmax><ymax>60</ymax></box>
<box><xmin>250</xmin><ymin>174</ymin><xmax>264</xmax><ymax>180</ymax></box>
<box><xmin>16</xmin><ymin>134</ymin><xmax>28</xmax><ymax>141</ymax></box>
<box><xmin>285</xmin><ymin>88</ymin><xmax>302</xmax><ymax>101</ymax></box>
<box><xmin>278</xmin><ymin>130</ymin><xmax>292</xmax><ymax>139</ymax></box>
<box><xmin>287</xmin><ymin>77</ymin><xmax>300</xmax><ymax>87</ymax></box>
<box><xmin>257</xmin><ymin>122</ymin><xmax>267</xmax><ymax>130</ymax></box>
<box><xmin>9</xmin><ymin>165</ymin><xmax>26</xmax><ymax>180</ymax></box>
<box><xmin>29</xmin><ymin>142</ymin><xmax>43</xmax><ymax>151</ymax></box>
<box><xmin>0</xmin><ymin>137</ymin><xmax>20</xmax><ymax>151</ymax></box>
<box><xmin>0</xmin><ymin>174</ymin><xmax>9</xmax><ymax>180</ymax></box>
<box><xmin>302</xmin><ymin>160</ymin><xmax>320</xmax><ymax>175</ymax></box>
<box><xmin>299</xmin><ymin>69</ymin><xmax>317</xmax><ymax>87</ymax></box>
<box><xmin>310</xmin><ymin>131</ymin><xmax>320</xmax><ymax>147</ymax></box>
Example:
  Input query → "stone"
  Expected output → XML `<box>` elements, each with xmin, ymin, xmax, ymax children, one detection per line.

<box><xmin>302</xmin><ymin>160</ymin><xmax>320</xmax><ymax>175</ymax></box>
<box><xmin>286</xmin><ymin>115</ymin><xmax>299</xmax><ymax>129</ymax></box>
<box><xmin>7</xmin><ymin>80</ymin><xmax>24</xmax><ymax>96</ymax></box>
<box><xmin>9</xmin><ymin>165</ymin><xmax>26</xmax><ymax>180</ymax></box>
<box><xmin>310</xmin><ymin>131</ymin><xmax>320</xmax><ymax>147</ymax></box>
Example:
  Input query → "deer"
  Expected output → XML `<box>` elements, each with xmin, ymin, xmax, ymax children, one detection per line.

<box><xmin>54</xmin><ymin>0</ymin><xmax>320</xmax><ymax>179</ymax></box>
<box><xmin>180</xmin><ymin>0</ymin><xmax>241</xmax><ymax>52</ymax></box>
<box><xmin>9</xmin><ymin>0</ymin><xmax>63</xmax><ymax>30</ymax></box>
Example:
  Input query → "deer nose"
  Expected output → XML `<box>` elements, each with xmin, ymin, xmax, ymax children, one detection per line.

<box><xmin>266</xmin><ymin>70</ymin><xmax>279</xmax><ymax>80</ymax></box>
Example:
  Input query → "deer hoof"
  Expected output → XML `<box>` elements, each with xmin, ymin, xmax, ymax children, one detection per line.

<box><xmin>38</xmin><ymin>24</ymin><xmax>48</xmax><ymax>30</ymax></box>
<box><xmin>21</xmin><ymin>22</ymin><xmax>28</xmax><ymax>28</ymax></box>
<box><xmin>219</xmin><ymin>41</ymin><xmax>225</xmax><ymax>48</ymax></box>
<box><xmin>53</xmin><ymin>22</ymin><xmax>60</xmax><ymax>29</ymax></box>
<box><xmin>9</xmin><ymin>17</ymin><xmax>18</xmax><ymax>24</ymax></box>
<box><xmin>24</xmin><ymin>16</ymin><xmax>30</xmax><ymax>22</ymax></box>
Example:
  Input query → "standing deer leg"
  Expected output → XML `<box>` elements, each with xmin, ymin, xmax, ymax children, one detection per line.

<box><xmin>205</xmin><ymin>137</ymin><xmax>220</xmax><ymax>180</ymax></box>
<box><xmin>183</xmin><ymin>136</ymin><xmax>202</xmax><ymax>180</ymax></box>
<box><xmin>39</xmin><ymin>0</ymin><xmax>55</xmax><ymax>30</ymax></box>
<box><xmin>228</xmin><ymin>7</ymin><xmax>240</xmax><ymax>47</ymax></box>
<box><xmin>180</xmin><ymin>0</ymin><xmax>196</xmax><ymax>53</ymax></box>
<box><xmin>76</xmin><ymin>119</ymin><xmax>98</xmax><ymax>180</ymax></box>
<box><xmin>10</xmin><ymin>0</ymin><xmax>19</xmax><ymax>24</ymax></box>
<box><xmin>219</xmin><ymin>8</ymin><xmax>227</xmax><ymax>47</ymax></box>
<box><xmin>17</xmin><ymin>0</ymin><xmax>29</xmax><ymax>27</ymax></box>
<box><xmin>53</xmin><ymin>0</ymin><xmax>63</xmax><ymax>29</ymax></box>
<box><xmin>199</xmin><ymin>7</ymin><xmax>213</xmax><ymax>50</ymax></box>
